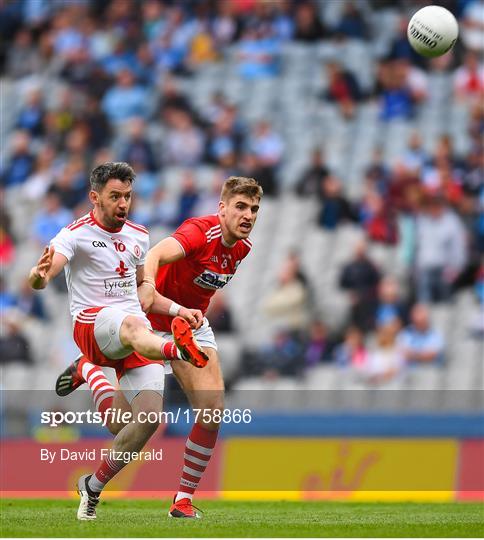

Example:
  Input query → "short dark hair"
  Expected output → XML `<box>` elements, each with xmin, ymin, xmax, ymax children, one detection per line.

<box><xmin>90</xmin><ymin>162</ymin><xmax>135</xmax><ymax>192</ymax></box>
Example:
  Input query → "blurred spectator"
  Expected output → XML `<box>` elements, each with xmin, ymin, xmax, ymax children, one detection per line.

<box><xmin>236</xmin><ymin>25</ymin><xmax>280</xmax><ymax>80</ymax></box>
<box><xmin>131</xmin><ymin>162</ymin><xmax>159</xmax><ymax>200</ymax></box>
<box><xmin>318</xmin><ymin>176</ymin><xmax>356</xmax><ymax>229</ymax></box>
<box><xmin>51</xmin><ymin>162</ymin><xmax>87</xmax><ymax>210</ymax></box>
<box><xmin>100</xmin><ymin>36</ymin><xmax>141</xmax><ymax>79</ymax></box>
<box><xmin>135</xmin><ymin>42</ymin><xmax>158</xmax><ymax>86</ymax></box>
<box><xmin>271</xmin><ymin>0</ymin><xmax>295</xmax><ymax>41</ymax></box>
<box><xmin>296</xmin><ymin>148</ymin><xmax>330</xmax><ymax>197</ymax></box>
<box><xmin>82</xmin><ymin>95</ymin><xmax>112</xmax><ymax>151</ymax></box>
<box><xmin>0</xmin><ymin>309</ymin><xmax>33</xmax><ymax>365</ymax></box>
<box><xmin>365</xmin><ymin>146</ymin><xmax>390</xmax><ymax>195</ymax></box>
<box><xmin>101</xmin><ymin>69</ymin><xmax>149</xmax><ymax>125</ymax></box>
<box><xmin>0</xmin><ymin>276</ymin><xmax>17</xmax><ymax>311</ymax></box>
<box><xmin>340</xmin><ymin>239</ymin><xmax>381</xmax><ymax>332</ymax></box>
<box><xmin>423</xmin><ymin>160</ymin><xmax>464</xmax><ymax>207</ymax></box>
<box><xmin>141</xmin><ymin>0</ymin><xmax>167</xmax><ymax>42</ymax></box>
<box><xmin>323</xmin><ymin>61</ymin><xmax>362</xmax><ymax>119</ymax></box>
<box><xmin>150</xmin><ymin>6</ymin><xmax>197</xmax><ymax>75</ymax></box>
<box><xmin>398</xmin><ymin>304</ymin><xmax>444</xmax><ymax>365</ymax></box>
<box><xmin>414</xmin><ymin>196</ymin><xmax>467</xmax><ymax>303</ymax></box>
<box><xmin>453</xmin><ymin>50</ymin><xmax>484</xmax><ymax>103</ymax></box>
<box><xmin>293</xmin><ymin>2</ymin><xmax>326</xmax><ymax>42</ymax></box>
<box><xmin>43</xmin><ymin>90</ymin><xmax>76</xmax><ymax>152</ymax></box>
<box><xmin>0</xmin><ymin>225</ymin><xmax>16</xmax><ymax>268</ymax></box>
<box><xmin>207</xmin><ymin>110</ymin><xmax>239</xmax><ymax>166</ymax></box>
<box><xmin>470</xmin><ymin>263</ymin><xmax>484</xmax><ymax>338</ymax></box>
<box><xmin>119</xmin><ymin>117</ymin><xmax>158</xmax><ymax>173</ymax></box>
<box><xmin>387</xmin><ymin>161</ymin><xmax>420</xmax><ymax>213</ymax></box>
<box><xmin>238</xmin><ymin>152</ymin><xmax>277</xmax><ymax>196</ymax></box>
<box><xmin>194</xmin><ymin>174</ymin><xmax>224</xmax><ymax>217</ymax></box>
<box><xmin>1</xmin><ymin>131</ymin><xmax>35</xmax><ymax>188</ymax></box>
<box><xmin>59</xmin><ymin>46</ymin><xmax>99</xmax><ymax>92</ymax></box>
<box><xmin>16</xmin><ymin>278</ymin><xmax>49</xmax><ymax>322</ymax></box>
<box><xmin>257</xmin><ymin>329</ymin><xmax>304</xmax><ymax>378</ymax></box>
<box><xmin>263</xmin><ymin>260</ymin><xmax>310</xmax><ymax>332</ymax></box>
<box><xmin>16</xmin><ymin>87</ymin><xmax>45</xmax><ymax>138</ymax></box>
<box><xmin>5</xmin><ymin>28</ymin><xmax>42</xmax><ymax>79</ymax></box>
<box><xmin>364</xmin><ymin>319</ymin><xmax>405</xmax><ymax>385</ymax></box>
<box><xmin>334</xmin><ymin>326</ymin><xmax>368</xmax><ymax>371</ymax></box>
<box><xmin>284</xmin><ymin>249</ymin><xmax>311</xmax><ymax>289</ymax></box>
<box><xmin>159</xmin><ymin>76</ymin><xmax>193</xmax><ymax>121</ymax></box>
<box><xmin>247</xmin><ymin>120</ymin><xmax>284</xmax><ymax>170</ymax></box>
<box><xmin>359</xmin><ymin>189</ymin><xmax>398</xmax><ymax>245</ymax></box>
<box><xmin>188</xmin><ymin>21</ymin><xmax>219</xmax><ymax>67</ymax></box>
<box><xmin>303</xmin><ymin>320</ymin><xmax>332</xmax><ymax>368</ymax></box>
<box><xmin>430</xmin><ymin>134</ymin><xmax>466</xmax><ymax>172</ymax></box>
<box><xmin>21</xmin><ymin>145</ymin><xmax>56</xmax><ymax>201</ymax></box>
<box><xmin>32</xmin><ymin>188</ymin><xmax>73</xmax><ymax>246</ymax></box>
<box><xmin>143</xmin><ymin>187</ymin><xmax>178</xmax><ymax>227</ymax></box>
<box><xmin>205</xmin><ymin>291</ymin><xmax>234</xmax><ymax>333</ymax></box>
<box><xmin>212</xmin><ymin>1</ymin><xmax>238</xmax><ymax>47</ymax></box>
<box><xmin>376</xmin><ymin>276</ymin><xmax>409</xmax><ymax>328</ymax></box>
<box><xmin>377</xmin><ymin>60</ymin><xmax>415</xmax><ymax>121</ymax></box>
<box><xmin>397</xmin><ymin>58</ymin><xmax>428</xmax><ymax>102</ymax></box>
<box><xmin>164</xmin><ymin>110</ymin><xmax>205</xmax><ymax>166</ymax></box>
<box><xmin>202</xmin><ymin>91</ymin><xmax>229</xmax><ymax>125</ymax></box>
<box><xmin>462</xmin><ymin>147</ymin><xmax>484</xmax><ymax>196</ymax></box>
<box><xmin>402</xmin><ymin>132</ymin><xmax>428</xmax><ymax>175</ymax></box>
<box><xmin>51</xmin><ymin>8</ymin><xmax>86</xmax><ymax>60</ymax></box>
<box><xmin>174</xmin><ymin>171</ymin><xmax>200</xmax><ymax>225</ymax></box>
<box><xmin>388</xmin><ymin>16</ymin><xmax>422</xmax><ymax>64</ymax></box>
<box><xmin>461</xmin><ymin>0</ymin><xmax>484</xmax><ymax>52</ymax></box>
<box><xmin>333</xmin><ymin>2</ymin><xmax>368</xmax><ymax>40</ymax></box>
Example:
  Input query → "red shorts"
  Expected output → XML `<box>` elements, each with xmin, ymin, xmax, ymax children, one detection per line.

<box><xmin>73</xmin><ymin>307</ymin><xmax>156</xmax><ymax>379</ymax></box>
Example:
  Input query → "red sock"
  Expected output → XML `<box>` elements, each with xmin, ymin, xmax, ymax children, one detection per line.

<box><xmin>176</xmin><ymin>423</ymin><xmax>219</xmax><ymax>501</ymax></box>
<box><xmin>160</xmin><ymin>341</ymin><xmax>180</xmax><ymax>360</ymax></box>
<box><xmin>88</xmin><ymin>453</ymin><xmax>127</xmax><ymax>493</ymax></box>
<box><xmin>79</xmin><ymin>357</ymin><xmax>115</xmax><ymax>418</ymax></box>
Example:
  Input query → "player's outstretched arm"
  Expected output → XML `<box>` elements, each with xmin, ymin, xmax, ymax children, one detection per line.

<box><xmin>28</xmin><ymin>246</ymin><xmax>68</xmax><ymax>289</ymax></box>
<box><xmin>138</xmin><ymin>237</ymin><xmax>186</xmax><ymax>311</ymax></box>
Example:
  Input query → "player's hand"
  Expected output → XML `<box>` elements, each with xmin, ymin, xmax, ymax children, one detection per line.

<box><xmin>178</xmin><ymin>307</ymin><xmax>203</xmax><ymax>329</ymax></box>
<box><xmin>35</xmin><ymin>245</ymin><xmax>55</xmax><ymax>279</ymax></box>
<box><xmin>138</xmin><ymin>283</ymin><xmax>155</xmax><ymax>312</ymax></box>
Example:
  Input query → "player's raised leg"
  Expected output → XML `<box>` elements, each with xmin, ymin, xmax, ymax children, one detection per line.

<box><xmin>91</xmin><ymin>307</ymin><xmax>208</xmax><ymax>367</ymax></box>
<box><xmin>169</xmin><ymin>347</ymin><xmax>223</xmax><ymax>518</ymax></box>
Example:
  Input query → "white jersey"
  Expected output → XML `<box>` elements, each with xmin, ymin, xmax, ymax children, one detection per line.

<box><xmin>50</xmin><ymin>212</ymin><xmax>150</xmax><ymax>323</ymax></box>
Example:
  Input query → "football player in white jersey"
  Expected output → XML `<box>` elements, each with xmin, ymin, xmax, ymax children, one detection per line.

<box><xmin>28</xmin><ymin>162</ymin><xmax>208</xmax><ymax>520</ymax></box>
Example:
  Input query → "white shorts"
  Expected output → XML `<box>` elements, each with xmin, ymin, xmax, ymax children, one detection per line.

<box><xmin>155</xmin><ymin>317</ymin><xmax>217</xmax><ymax>374</ymax></box>
<box><xmin>119</xmin><ymin>363</ymin><xmax>165</xmax><ymax>404</ymax></box>
<box><xmin>92</xmin><ymin>307</ymin><xmax>152</xmax><ymax>360</ymax></box>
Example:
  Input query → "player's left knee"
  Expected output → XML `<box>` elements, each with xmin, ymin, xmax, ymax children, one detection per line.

<box><xmin>120</xmin><ymin>315</ymin><xmax>146</xmax><ymax>346</ymax></box>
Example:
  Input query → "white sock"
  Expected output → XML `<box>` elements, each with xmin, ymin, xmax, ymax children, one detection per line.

<box><xmin>175</xmin><ymin>491</ymin><xmax>193</xmax><ymax>502</ymax></box>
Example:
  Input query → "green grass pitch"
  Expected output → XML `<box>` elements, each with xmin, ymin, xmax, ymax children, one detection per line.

<box><xmin>1</xmin><ymin>499</ymin><xmax>483</xmax><ymax>537</ymax></box>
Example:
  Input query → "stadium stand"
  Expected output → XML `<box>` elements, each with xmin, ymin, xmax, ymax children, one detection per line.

<box><xmin>0</xmin><ymin>0</ymin><xmax>482</xmax><ymax>425</ymax></box>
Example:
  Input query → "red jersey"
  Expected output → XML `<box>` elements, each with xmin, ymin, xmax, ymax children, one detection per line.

<box><xmin>149</xmin><ymin>214</ymin><xmax>252</xmax><ymax>332</ymax></box>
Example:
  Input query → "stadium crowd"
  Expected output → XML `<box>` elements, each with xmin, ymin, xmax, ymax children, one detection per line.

<box><xmin>0</xmin><ymin>0</ymin><xmax>482</xmax><ymax>390</ymax></box>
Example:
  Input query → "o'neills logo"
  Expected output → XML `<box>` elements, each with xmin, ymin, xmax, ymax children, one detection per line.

<box><xmin>409</xmin><ymin>24</ymin><xmax>437</xmax><ymax>48</ymax></box>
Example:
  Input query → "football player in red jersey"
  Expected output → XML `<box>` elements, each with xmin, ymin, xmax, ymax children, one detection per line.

<box><xmin>138</xmin><ymin>176</ymin><xmax>262</xmax><ymax>518</ymax></box>
<box><xmin>56</xmin><ymin>176</ymin><xmax>262</xmax><ymax>518</ymax></box>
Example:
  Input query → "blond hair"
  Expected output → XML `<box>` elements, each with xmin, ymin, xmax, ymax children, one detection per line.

<box><xmin>220</xmin><ymin>176</ymin><xmax>263</xmax><ymax>202</ymax></box>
